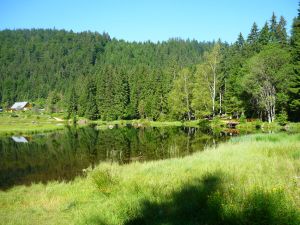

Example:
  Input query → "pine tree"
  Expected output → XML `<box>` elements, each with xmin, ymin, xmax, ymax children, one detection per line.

<box><xmin>258</xmin><ymin>22</ymin><xmax>270</xmax><ymax>46</ymax></box>
<box><xmin>289</xmin><ymin>2</ymin><xmax>300</xmax><ymax>120</ymax></box>
<box><xmin>247</xmin><ymin>22</ymin><xmax>259</xmax><ymax>44</ymax></box>
<box><xmin>270</xmin><ymin>12</ymin><xmax>278</xmax><ymax>42</ymax></box>
<box><xmin>235</xmin><ymin>33</ymin><xmax>245</xmax><ymax>49</ymax></box>
<box><xmin>85</xmin><ymin>78</ymin><xmax>99</xmax><ymax>120</ymax></box>
<box><xmin>247</xmin><ymin>22</ymin><xmax>260</xmax><ymax>53</ymax></box>
<box><xmin>67</xmin><ymin>86</ymin><xmax>78</xmax><ymax>122</ymax></box>
<box><xmin>276</xmin><ymin>16</ymin><xmax>288</xmax><ymax>46</ymax></box>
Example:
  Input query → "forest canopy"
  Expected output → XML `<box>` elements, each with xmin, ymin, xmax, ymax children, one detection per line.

<box><xmin>0</xmin><ymin>9</ymin><xmax>299</xmax><ymax>122</ymax></box>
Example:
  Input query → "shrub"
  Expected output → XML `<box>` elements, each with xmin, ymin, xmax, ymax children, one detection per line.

<box><xmin>239</xmin><ymin>114</ymin><xmax>246</xmax><ymax>123</ymax></box>
<box><xmin>198</xmin><ymin>119</ymin><xmax>212</xmax><ymax>133</ymax></box>
<box><xmin>10</xmin><ymin>113</ymin><xmax>18</xmax><ymax>117</ymax></box>
<box><xmin>254</xmin><ymin>120</ymin><xmax>262</xmax><ymax>129</ymax></box>
<box><xmin>276</xmin><ymin>111</ymin><xmax>288</xmax><ymax>126</ymax></box>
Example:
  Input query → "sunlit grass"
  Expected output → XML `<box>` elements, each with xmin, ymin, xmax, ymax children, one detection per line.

<box><xmin>0</xmin><ymin>112</ymin><xmax>66</xmax><ymax>135</ymax></box>
<box><xmin>0</xmin><ymin>133</ymin><xmax>299</xmax><ymax>225</ymax></box>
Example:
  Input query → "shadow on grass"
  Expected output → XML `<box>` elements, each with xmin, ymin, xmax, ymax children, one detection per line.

<box><xmin>125</xmin><ymin>172</ymin><xmax>299</xmax><ymax>225</ymax></box>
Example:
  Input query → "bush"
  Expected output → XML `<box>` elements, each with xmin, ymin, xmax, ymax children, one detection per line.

<box><xmin>10</xmin><ymin>113</ymin><xmax>19</xmax><ymax>117</ymax></box>
<box><xmin>211</xmin><ymin>116</ymin><xmax>222</xmax><ymax>127</ymax></box>
<box><xmin>276</xmin><ymin>111</ymin><xmax>288</xmax><ymax>126</ymax></box>
<box><xmin>255</xmin><ymin>120</ymin><xmax>262</xmax><ymax>129</ymax></box>
<box><xmin>198</xmin><ymin>119</ymin><xmax>212</xmax><ymax>133</ymax></box>
<box><xmin>239</xmin><ymin>114</ymin><xmax>246</xmax><ymax>123</ymax></box>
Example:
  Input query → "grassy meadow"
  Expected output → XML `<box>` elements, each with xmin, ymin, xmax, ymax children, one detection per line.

<box><xmin>0</xmin><ymin>132</ymin><xmax>299</xmax><ymax>225</ymax></box>
<box><xmin>0</xmin><ymin>112</ymin><xmax>66</xmax><ymax>135</ymax></box>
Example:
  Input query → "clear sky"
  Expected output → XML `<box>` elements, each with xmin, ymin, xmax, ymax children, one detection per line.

<box><xmin>0</xmin><ymin>0</ymin><xmax>298</xmax><ymax>43</ymax></box>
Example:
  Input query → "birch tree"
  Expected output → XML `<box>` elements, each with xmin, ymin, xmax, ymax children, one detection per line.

<box><xmin>192</xmin><ymin>63</ymin><xmax>212</xmax><ymax>118</ymax></box>
<box><xmin>243</xmin><ymin>44</ymin><xmax>291</xmax><ymax>123</ymax></box>
<box><xmin>193</xmin><ymin>44</ymin><xmax>221</xmax><ymax>117</ymax></box>
<box><xmin>168</xmin><ymin>68</ymin><xmax>193</xmax><ymax>120</ymax></box>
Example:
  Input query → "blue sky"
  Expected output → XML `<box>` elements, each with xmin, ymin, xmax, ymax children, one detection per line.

<box><xmin>0</xmin><ymin>0</ymin><xmax>297</xmax><ymax>43</ymax></box>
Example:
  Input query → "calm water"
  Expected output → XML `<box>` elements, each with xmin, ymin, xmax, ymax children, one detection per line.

<box><xmin>0</xmin><ymin>126</ymin><xmax>231</xmax><ymax>190</ymax></box>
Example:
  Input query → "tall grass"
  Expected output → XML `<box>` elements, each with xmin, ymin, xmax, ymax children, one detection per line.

<box><xmin>0</xmin><ymin>133</ymin><xmax>299</xmax><ymax>225</ymax></box>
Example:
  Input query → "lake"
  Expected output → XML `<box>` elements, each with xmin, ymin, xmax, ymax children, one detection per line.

<box><xmin>0</xmin><ymin>125</ymin><xmax>232</xmax><ymax>190</ymax></box>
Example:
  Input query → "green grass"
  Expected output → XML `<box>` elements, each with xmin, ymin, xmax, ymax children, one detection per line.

<box><xmin>0</xmin><ymin>132</ymin><xmax>299</xmax><ymax>225</ymax></box>
<box><xmin>0</xmin><ymin>112</ymin><xmax>67</xmax><ymax>135</ymax></box>
<box><xmin>94</xmin><ymin>119</ymin><xmax>184</xmax><ymax>129</ymax></box>
<box><xmin>237</xmin><ymin>121</ymin><xmax>282</xmax><ymax>132</ymax></box>
<box><xmin>94</xmin><ymin>119</ymin><xmax>218</xmax><ymax>129</ymax></box>
<box><xmin>287</xmin><ymin>123</ymin><xmax>300</xmax><ymax>133</ymax></box>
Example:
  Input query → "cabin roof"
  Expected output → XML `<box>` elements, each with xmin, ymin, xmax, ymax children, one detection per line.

<box><xmin>11</xmin><ymin>102</ymin><xmax>28</xmax><ymax>110</ymax></box>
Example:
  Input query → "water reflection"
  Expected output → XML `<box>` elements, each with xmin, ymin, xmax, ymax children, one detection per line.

<box><xmin>11</xmin><ymin>136</ymin><xmax>29</xmax><ymax>143</ymax></box>
<box><xmin>0</xmin><ymin>126</ymin><xmax>229</xmax><ymax>190</ymax></box>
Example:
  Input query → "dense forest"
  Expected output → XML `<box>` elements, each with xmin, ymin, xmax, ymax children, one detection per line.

<box><xmin>0</xmin><ymin>8</ymin><xmax>299</xmax><ymax>121</ymax></box>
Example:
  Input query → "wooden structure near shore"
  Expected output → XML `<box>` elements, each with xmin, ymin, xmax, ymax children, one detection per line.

<box><xmin>226</xmin><ymin>121</ymin><xmax>239</xmax><ymax>128</ymax></box>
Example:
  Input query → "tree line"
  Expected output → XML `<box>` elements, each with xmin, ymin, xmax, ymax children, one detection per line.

<box><xmin>0</xmin><ymin>8</ymin><xmax>299</xmax><ymax>122</ymax></box>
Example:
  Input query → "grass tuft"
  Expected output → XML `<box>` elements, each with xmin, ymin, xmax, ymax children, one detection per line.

<box><xmin>91</xmin><ymin>168</ymin><xmax>119</xmax><ymax>194</ymax></box>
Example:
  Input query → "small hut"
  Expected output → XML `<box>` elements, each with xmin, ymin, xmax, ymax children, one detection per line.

<box><xmin>10</xmin><ymin>102</ymin><xmax>32</xmax><ymax>111</ymax></box>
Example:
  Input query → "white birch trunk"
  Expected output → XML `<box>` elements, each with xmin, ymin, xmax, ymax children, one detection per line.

<box><xmin>184</xmin><ymin>73</ymin><xmax>191</xmax><ymax>121</ymax></box>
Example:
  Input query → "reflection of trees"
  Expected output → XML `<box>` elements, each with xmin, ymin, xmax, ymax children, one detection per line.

<box><xmin>80</xmin><ymin>126</ymin><xmax>99</xmax><ymax>168</ymax></box>
<box><xmin>0</xmin><ymin>126</ymin><xmax>229</xmax><ymax>190</ymax></box>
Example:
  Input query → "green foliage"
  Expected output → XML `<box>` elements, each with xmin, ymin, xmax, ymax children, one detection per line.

<box><xmin>239</xmin><ymin>114</ymin><xmax>246</xmax><ymax>123</ymax></box>
<box><xmin>168</xmin><ymin>68</ymin><xmax>194</xmax><ymax>120</ymax></box>
<box><xmin>258</xmin><ymin>22</ymin><xmax>271</xmax><ymax>47</ymax></box>
<box><xmin>46</xmin><ymin>91</ymin><xmax>62</xmax><ymax>113</ymax></box>
<box><xmin>255</xmin><ymin>120</ymin><xmax>263</xmax><ymax>129</ymax></box>
<box><xmin>242</xmin><ymin>44</ymin><xmax>292</xmax><ymax>122</ymax></box>
<box><xmin>289</xmin><ymin>4</ymin><xmax>300</xmax><ymax>121</ymax></box>
<box><xmin>192</xmin><ymin>44</ymin><xmax>221</xmax><ymax>118</ymax></box>
<box><xmin>66</xmin><ymin>86</ymin><xmax>78</xmax><ymax>120</ymax></box>
<box><xmin>10</xmin><ymin>113</ymin><xmax>18</xmax><ymax>118</ymax></box>
<box><xmin>0</xmin><ymin>10</ymin><xmax>299</xmax><ymax>122</ymax></box>
<box><xmin>85</xmin><ymin>79</ymin><xmax>99</xmax><ymax>120</ymax></box>
<box><xmin>0</xmin><ymin>29</ymin><xmax>211</xmax><ymax>121</ymax></box>
<box><xmin>276</xmin><ymin>111</ymin><xmax>288</xmax><ymax>126</ymax></box>
<box><xmin>197</xmin><ymin>119</ymin><xmax>212</xmax><ymax>133</ymax></box>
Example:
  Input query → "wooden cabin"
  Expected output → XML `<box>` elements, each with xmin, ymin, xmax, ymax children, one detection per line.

<box><xmin>10</xmin><ymin>102</ymin><xmax>32</xmax><ymax>111</ymax></box>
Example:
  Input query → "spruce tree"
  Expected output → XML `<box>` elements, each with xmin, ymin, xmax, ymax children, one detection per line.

<box><xmin>85</xmin><ymin>78</ymin><xmax>99</xmax><ymax>120</ymax></box>
<box><xmin>289</xmin><ymin>2</ymin><xmax>300</xmax><ymax>120</ymax></box>
<box><xmin>270</xmin><ymin>12</ymin><xmax>278</xmax><ymax>42</ymax></box>
<box><xmin>258</xmin><ymin>22</ymin><xmax>270</xmax><ymax>46</ymax></box>
<box><xmin>247</xmin><ymin>22</ymin><xmax>259</xmax><ymax>44</ymax></box>
<box><xmin>276</xmin><ymin>16</ymin><xmax>288</xmax><ymax>46</ymax></box>
<box><xmin>247</xmin><ymin>22</ymin><xmax>260</xmax><ymax>53</ymax></box>
<box><xmin>67</xmin><ymin>86</ymin><xmax>78</xmax><ymax>122</ymax></box>
<box><xmin>235</xmin><ymin>33</ymin><xmax>245</xmax><ymax>49</ymax></box>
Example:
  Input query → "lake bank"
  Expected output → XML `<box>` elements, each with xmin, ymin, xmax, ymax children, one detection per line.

<box><xmin>0</xmin><ymin>113</ymin><xmax>67</xmax><ymax>135</ymax></box>
<box><xmin>0</xmin><ymin>132</ymin><xmax>299</xmax><ymax>225</ymax></box>
<box><xmin>1</xmin><ymin>111</ymin><xmax>300</xmax><ymax>136</ymax></box>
